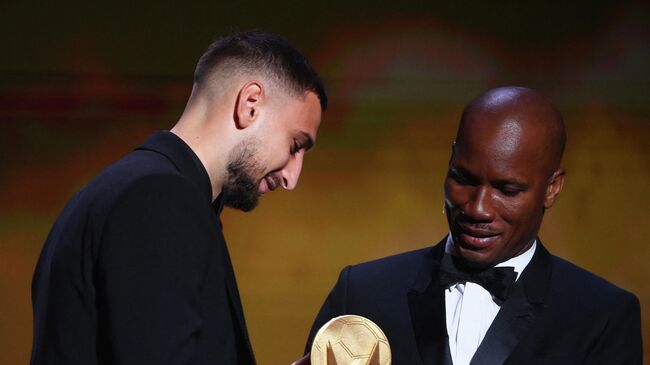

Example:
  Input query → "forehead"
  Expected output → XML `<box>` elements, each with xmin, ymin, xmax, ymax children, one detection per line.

<box><xmin>454</xmin><ymin>116</ymin><xmax>551</xmax><ymax>178</ymax></box>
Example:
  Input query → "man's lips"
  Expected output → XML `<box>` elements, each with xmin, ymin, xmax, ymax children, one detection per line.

<box><xmin>261</xmin><ymin>175</ymin><xmax>280</xmax><ymax>194</ymax></box>
<box><xmin>455</xmin><ymin>225</ymin><xmax>500</xmax><ymax>249</ymax></box>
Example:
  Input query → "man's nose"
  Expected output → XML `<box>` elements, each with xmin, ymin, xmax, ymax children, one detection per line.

<box><xmin>462</xmin><ymin>186</ymin><xmax>494</xmax><ymax>221</ymax></box>
<box><xmin>280</xmin><ymin>152</ymin><xmax>304</xmax><ymax>191</ymax></box>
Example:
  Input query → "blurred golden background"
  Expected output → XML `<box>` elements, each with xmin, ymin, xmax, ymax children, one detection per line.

<box><xmin>1</xmin><ymin>1</ymin><xmax>648</xmax><ymax>364</ymax></box>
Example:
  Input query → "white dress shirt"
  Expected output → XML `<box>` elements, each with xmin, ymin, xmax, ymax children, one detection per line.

<box><xmin>444</xmin><ymin>235</ymin><xmax>537</xmax><ymax>365</ymax></box>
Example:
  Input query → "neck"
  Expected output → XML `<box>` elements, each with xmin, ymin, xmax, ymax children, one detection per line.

<box><xmin>171</xmin><ymin>104</ymin><xmax>230</xmax><ymax>201</ymax></box>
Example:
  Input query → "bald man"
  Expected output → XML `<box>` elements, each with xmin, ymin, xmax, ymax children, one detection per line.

<box><xmin>31</xmin><ymin>32</ymin><xmax>326</xmax><ymax>365</ymax></box>
<box><xmin>305</xmin><ymin>87</ymin><xmax>642</xmax><ymax>365</ymax></box>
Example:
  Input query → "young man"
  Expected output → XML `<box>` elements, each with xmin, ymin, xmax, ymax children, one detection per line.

<box><xmin>31</xmin><ymin>31</ymin><xmax>327</xmax><ymax>365</ymax></box>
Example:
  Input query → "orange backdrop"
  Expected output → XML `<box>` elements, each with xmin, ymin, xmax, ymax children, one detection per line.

<box><xmin>1</xmin><ymin>2</ymin><xmax>648</xmax><ymax>364</ymax></box>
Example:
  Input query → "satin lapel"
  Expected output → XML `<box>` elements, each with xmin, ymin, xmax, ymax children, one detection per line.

<box><xmin>408</xmin><ymin>240</ymin><xmax>453</xmax><ymax>365</ymax></box>
<box><xmin>468</xmin><ymin>280</ymin><xmax>537</xmax><ymax>365</ymax></box>
<box><xmin>469</xmin><ymin>241</ymin><xmax>552</xmax><ymax>365</ymax></box>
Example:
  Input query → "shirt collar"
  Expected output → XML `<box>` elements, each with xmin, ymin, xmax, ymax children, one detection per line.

<box><xmin>444</xmin><ymin>234</ymin><xmax>537</xmax><ymax>281</ymax></box>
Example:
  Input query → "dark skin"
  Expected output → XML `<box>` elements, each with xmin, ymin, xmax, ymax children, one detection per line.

<box><xmin>296</xmin><ymin>87</ymin><xmax>566</xmax><ymax>363</ymax></box>
<box><xmin>444</xmin><ymin>86</ymin><xmax>566</xmax><ymax>268</ymax></box>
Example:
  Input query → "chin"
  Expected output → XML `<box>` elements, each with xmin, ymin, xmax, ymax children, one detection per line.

<box><xmin>223</xmin><ymin>193</ymin><xmax>260</xmax><ymax>212</ymax></box>
<box><xmin>454</xmin><ymin>244</ymin><xmax>496</xmax><ymax>269</ymax></box>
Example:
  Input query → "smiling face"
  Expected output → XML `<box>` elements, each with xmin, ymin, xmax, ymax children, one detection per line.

<box><xmin>222</xmin><ymin>91</ymin><xmax>322</xmax><ymax>211</ymax></box>
<box><xmin>444</xmin><ymin>87</ymin><xmax>565</xmax><ymax>268</ymax></box>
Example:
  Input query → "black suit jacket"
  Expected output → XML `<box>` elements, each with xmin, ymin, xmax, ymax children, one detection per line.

<box><xmin>307</xmin><ymin>237</ymin><xmax>642</xmax><ymax>364</ymax></box>
<box><xmin>31</xmin><ymin>131</ymin><xmax>255</xmax><ymax>365</ymax></box>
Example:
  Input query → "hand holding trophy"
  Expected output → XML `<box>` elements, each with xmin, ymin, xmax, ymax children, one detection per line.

<box><xmin>292</xmin><ymin>315</ymin><xmax>391</xmax><ymax>365</ymax></box>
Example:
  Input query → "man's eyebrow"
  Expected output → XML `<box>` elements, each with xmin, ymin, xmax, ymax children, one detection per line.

<box><xmin>450</xmin><ymin>165</ymin><xmax>474</xmax><ymax>178</ymax></box>
<box><xmin>299</xmin><ymin>131</ymin><xmax>315</xmax><ymax>151</ymax></box>
<box><xmin>493</xmin><ymin>178</ymin><xmax>528</xmax><ymax>188</ymax></box>
<box><xmin>448</xmin><ymin>165</ymin><xmax>480</xmax><ymax>184</ymax></box>
<box><xmin>451</xmin><ymin>166</ymin><xmax>527</xmax><ymax>188</ymax></box>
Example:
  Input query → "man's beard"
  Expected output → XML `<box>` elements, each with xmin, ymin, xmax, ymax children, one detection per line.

<box><xmin>222</xmin><ymin>139</ymin><xmax>264</xmax><ymax>212</ymax></box>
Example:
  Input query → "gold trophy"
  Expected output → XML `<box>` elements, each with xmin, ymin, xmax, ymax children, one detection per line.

<box><xmin>310</xmin><ymin>315</ymin><xmax>391</xmax><ymax>365</ymax></box>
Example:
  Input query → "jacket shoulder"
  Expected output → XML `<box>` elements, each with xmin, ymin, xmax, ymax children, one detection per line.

<box><xmin>91</xmin><ymin>149</ymin><xmax>184</xmax><ymax>190</ymax></box>
<box><xmin>516</xmin><ymin>251</ymin><xmax>643</xmax><ymax>362</ymax></box>
<box><xmin>45</xmin><ymin>149</ymin><xmax>205</xmax><ymax>256</ymax></box>
<box><xmin>550</xmin><ymin>255</ymin><xmax>636</xmax><ymax>299</ymax></box>
<box><xmin>76</xmin><ymin>149</ymin><xmax>197</xmax><ymax>208</ymax></box>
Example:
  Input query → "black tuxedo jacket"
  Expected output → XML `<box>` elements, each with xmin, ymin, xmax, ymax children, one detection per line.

<box><xmin>307</xmin><ymin>237</ymin><xmax>642</xmax><ymax>364</ymax></box>
<box><xmin>31</xmin><ymin>131</ymin><xmax>255</xmax><ymax>365</ymax></box>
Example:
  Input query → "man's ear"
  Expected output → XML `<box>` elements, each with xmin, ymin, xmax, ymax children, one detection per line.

<box><xmin>233</xmin><ymin>81</ymin><xmax>264</xmax><ymax>129</ymax></box>
<box><xmin>544</xmin><ymin>168</ymin><xmax>565</xmax><ymax>209</ymax></box>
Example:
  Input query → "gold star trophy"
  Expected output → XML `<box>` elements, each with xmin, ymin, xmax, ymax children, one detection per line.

<box><xmin>310</xmin><ymin>315</ymin><xmax>391</xmax><ymax>365</ymax></box>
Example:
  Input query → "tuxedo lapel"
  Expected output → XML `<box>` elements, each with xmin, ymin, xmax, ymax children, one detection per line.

<box><xmin>468</xmin><ymin>281</ymin><xmax>537</xmax><ymax>365</ymax></box>
<box><xmin>469</xmin><ymin>241</ymin><xmax>552</xmax><ymax>365</ymax></box>
<box><xmin>408</xmin><ymin>240</ymin><xmax>453</xmax><ymax>365</ymax></box>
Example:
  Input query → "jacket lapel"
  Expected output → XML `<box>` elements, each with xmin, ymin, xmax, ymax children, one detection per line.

<box><xmin>469</xmin><ymin>241</ymin><xmax>552</xmax><ymax>365</ymax></box>
<box><xmin>408</xmin><ymin>239</ymin><xmax>453</xmax><ymax>365</ymax></box>
<box><xmin>222</xmin><ymin>245</ymin><xmax>256</xmax><ymax>363</ymax></box>
<box><xmin>139</xmin><ymin>132</ymin><xmax>256</xmax><ymax>363</ymax></box>
<box><xmin>214</xmin><ymin>202</ymin><xmax>256</xmax><ymax>364</ymax></box>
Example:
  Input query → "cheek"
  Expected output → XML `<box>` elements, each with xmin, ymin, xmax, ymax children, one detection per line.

<box><xmin>272</xmin><ymin>150</ymin><xmax>292</xmax><ymax>170</ymax></box>
<box><xmin>444</xmin><ymin>181</ymin><xmax>467</xmax><ymax>207</ymax></box>
<box><xmin>494</xmin><ymin>196</ymin><xmax>540</xmax><ymax>233</ymax></box>
<box><xmin>260</xmin><ymin>140</ymin><xmax>289</xmax><ymax>169</ymax></box>
<box><xmin>492</xmin><ymin>196</ymin><xmax>520</xmax><ymax>219</ymax></box>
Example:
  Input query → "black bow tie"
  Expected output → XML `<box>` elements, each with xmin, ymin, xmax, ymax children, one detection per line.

<box><xmin>439</xmin><ymin>254</ymin><xmax>516</xmax><ymax>303</ymax></box>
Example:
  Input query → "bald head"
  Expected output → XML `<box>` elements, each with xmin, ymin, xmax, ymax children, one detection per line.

<box><xmin>444</xmin><ymin>86</ymin><xmax>567</xmax><ymax>267</ymax></box>
<box><xmin>456</xmin><ymin>86</ymin><xmax>566</xmax><ymax>175</ymax></box>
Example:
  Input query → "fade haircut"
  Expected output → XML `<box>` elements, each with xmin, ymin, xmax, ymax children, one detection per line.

<box><xmin>194</xmin><ymin>31</ymin><xmax>328</xmax><ymax>110</ymax></box>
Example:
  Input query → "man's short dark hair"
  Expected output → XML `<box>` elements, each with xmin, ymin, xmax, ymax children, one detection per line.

<box><xmin>194</xmin><ymin>31</ymin><xmax>328</xmax><ymax>110</ymax></box>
